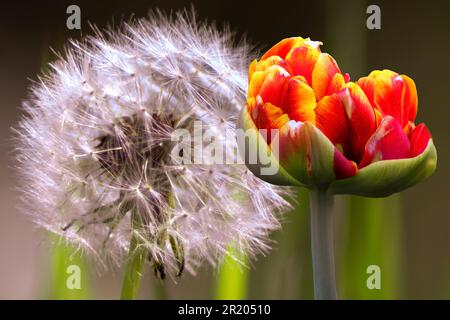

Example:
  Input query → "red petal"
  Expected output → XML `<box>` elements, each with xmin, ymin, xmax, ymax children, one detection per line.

<box><xmin>248</xmin><ymin>70</ymin><xmax>265</xmax><ymax>99</ymax></box>
<box><xmin>374</xmin><ymin>73</ymin><xmax>404</xmax><ymax>124</ymax></box>
<box><xmin>312</xmin><ymin>53</ymin><xmax>342</xmax><ymax>101</ymax></box>
<box><xmin>410</xmin><ymin>123</ymin><xmax>431</xmax><ymax>157</ymax></box>
<box><xmin>315</xmin><ymin>94</ymin><xmax>349</xmax><ymax>153</ymax></box>
<box><xmin>262</xmin><ymin>37</ymin><xmax>306</xmax><ymax>60</ymax></box>
<box><xmin>286</xmin><ymin>77</ymin><xmax>316</xmax><ymax>123</ymax></box>
<box><xmin>343</xmin><ymin>73</ymin><xmax>351</xmax><ymax>83</ymax></box>
<box><xmin>360</xmin><ymin>116</ymin><xmax>411</xmax><ymax>168</ymax></box>
<box><xmin>253</xmin><ymin>55</ymin><xmax>294</xmax><ymax>75</ymax></box>
<box><xmin>258</xmin><ymin>66</ymin><xmax>290</xmax><ymax>107</ymax></box>
<box><xmin>327</xmin><ymin>73</ymin><xmax>346</xmax><ymax>96</ymax></box>
<box><xmin>285</xmin><ymin>45</ymin><xmax>320</xmax><ymax>85</ymax></box>
<box><xmin>253</xmin><ymin>101</ymin><xmax>289</xmax><ymax>130</ymax></box>
<box><xmin>401</xmin><ymin>75</ymin><xmax>418</xmax><ymax>124</ymax></box>
<box><xmin>334</xmin><ymin>148</ymin><xmax>358</xmax><ymax>179</ymax></box>
<box><xmin>248</xmin><ymin>59</ymin><xmax>257</xmax><ymax>82</ymax></box>
<box><xmin>404</xmin><ymin>120</ymin><xmax>415</xmax><ymax>138</ymax></box>
<box><xmin>253</xmin><ymin>101</ymin><xmax>290</xmax><ymax>144</ymax></box>
<box><xmin>338</xmin><ymin>83</ymin><xmax>377</xmax><ymax>162</ymax></box>
<box><xmin>247</xmin><ymin>96</ymin><xmax>256</xmax><ymax>115</ymax></box>
<box><xmin>357</xmin><ymin>76</ymin><xmax>375</xmax><ymax>107</ymax></box>
<box><xmin>370</xmin><ymin>70</ymin><xmax>419</xmax><ymax>128</ymax></box>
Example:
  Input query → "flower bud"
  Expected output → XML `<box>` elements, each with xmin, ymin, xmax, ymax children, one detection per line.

<box><xmin>239</xmin><ymin>38</ymin><xmax>437</xmax><ymax>197</ymax></box>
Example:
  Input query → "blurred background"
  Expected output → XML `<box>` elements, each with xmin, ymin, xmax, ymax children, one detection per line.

<box><xmin>0</xmin><ymin>0</ymin><xmax>449</xmax><ymax>299</ymax></box>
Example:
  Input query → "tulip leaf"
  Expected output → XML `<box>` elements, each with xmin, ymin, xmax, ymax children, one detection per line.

<box><xmin>329</xmin><ymin>140</ymin><xmax>437</xmax><ymax>197</ymax></box>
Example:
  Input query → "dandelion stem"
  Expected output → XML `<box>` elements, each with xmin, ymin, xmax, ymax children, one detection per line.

<box><xmin>215</xmin><ymin>246</ymin><xmax>248</xmax><ymax>300</ymax></box>
<box><xmin>120</xmin><ymin>218</ymin><xmax>147</xmax><ymax>300</ymax></box>
<box><xmin>309</xmin><ymin>188</ymin><xmax>337</xmax><ymax>300</ymax></box>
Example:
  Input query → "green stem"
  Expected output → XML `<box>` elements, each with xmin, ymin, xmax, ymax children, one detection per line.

<box><xmin>309</xmin><ymin>188</ymin><xmax>337</xmax><ymax>300</ymax></box>
<box><xmin>341</xmin><ymin>195</ymin><xmax>402</xmax><ymax>299</ymax></box>
<box><xmin>50</xmin><ymin>235</ymin><xmax>90</xmax><ymax>299</ymax></box>
<box><xmin>120</xmin><ymin>231</ymin><xmax>147</xmax><ymax>300</ymax></box>
<box><xmin>215</xmin><ymin>246</ymin><xmax>248</xmax><ymax>300</ymax></box>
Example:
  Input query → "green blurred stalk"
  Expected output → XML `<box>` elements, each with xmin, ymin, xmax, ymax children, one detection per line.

<box><xmin>340</xmin><ymin>195</ymin><xmax>402</xmax><ymax>299</ymax></box>
<box><xmin>324</xmin><ymin>0</ymin><xmax>403</xmax><ymax>299</ymax></box>
<box><xmin>215</xmin><ymin>246</ymin><xmax>248</xmax><ymax>300</ymax></box>
<box><xmin>50</xmin><ymin>236</ymin><xmax>90</xmax><ymax>299</ymax></box>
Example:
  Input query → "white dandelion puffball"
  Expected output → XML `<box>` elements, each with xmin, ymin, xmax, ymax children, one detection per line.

<box><xmin>16</xmin><ymin>11</ymin><xmax>291</xmax><ymax>277</ymax></box>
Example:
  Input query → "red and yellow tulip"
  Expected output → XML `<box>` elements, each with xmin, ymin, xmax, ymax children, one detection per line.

<box><xmin>239</xmin><ymin>37</ymin><xmax>436</xmax><ymax>196</ymax></box>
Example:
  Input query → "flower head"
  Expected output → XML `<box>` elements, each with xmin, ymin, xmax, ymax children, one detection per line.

<box><xmin>15</xmin><ymin>11</ymin><xmax>290</xmax><ymax>277</ymax></box>
<box><xmin>239</xmin><ymin>37</ymin><xmax>436</xmax><ymax>197</ymax></box>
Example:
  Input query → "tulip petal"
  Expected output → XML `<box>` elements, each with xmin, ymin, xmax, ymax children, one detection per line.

<box><xmin>252</xmin><ymin>101</ymin><xmax>290</xmax><ymax>144</ymax></box>
<box><xmin>285</xmin><ymin>45</ymin><xmax>320</xmax><ymax>85</ymax></box>
<box><xmin>359</xmin><ymin>116</ymin><xmax>411</xmax><ymax>168</ymax></box>
<box><xmin>261</xmin><ymin>37</ymin><xmax>305</xmax><ymax>60</ymax></box>
<box><xmin>370</xmin><ymin>70</ymin><xmax>418</xmax><ymax>128</ymax></box>
<box><xmin>334</xmin><ymin>148</ymin><xmax>358</xmax><ymax>179</ymax></box>
<box><xmin>258</xmin><ymin>66</ymin><xmax>290</xmax><ymax>107</ymax></box>
<box><xmin>338</xmin><ymin>83</ymin><xmax>377</xmax><ymax>162</ymax></box>
<box><xmin>358</xmin><ymin>76</ymin><xmax>384</xmax><ymax>125</ymax></box>
<box><xmin>315</xmin><ymin>94</ymin><xmax>349</xmax><ymax>152</ymax></box>
<box><xmin>248</xmin><ymin>59</ymin><xmax>257</xmax><ymax>81</ymax></box>
<box><xmin>373</xmin><ymin>72</ymin><xmax>404</xmax><ymax>124</ymax></box>
<box><xmin>253</xmin><ymin>101</ymin><xmax>289</xmax><ymax>129</ymax></box>
<box><xmin>327</xmin><ymin>73</ymin><xmax>346</xmax><ymax>96</ymax></box>
<box><xmin>343</xmin><ymin>73</ymin><xmax>351</xmax><ymax>83</ymax></box>
<box><xmin>276</xmin><ymin>120</ymin><xmax>336</xmax><ymax>187</ymax></box>
<box><xmin>237</xmin><ymin>106</ymin><xmax>303</xmax><ymax>186</ymax></box>
<box><xmin>357</xmin><ymin>76</ymin><xmax>375</xmax><ymax>107</ymax></box>
<box><xmin>404</xmin><ymin>121</ymin><xmax>415</xmax><ymax>138</ymax></box>
<box><xmin>401</xmin><ymin>75</ymin><xmax>418</xmax><ymax>124</ymax></box>
<box><xmin>312</xmin><ymin>53</ymin><xmax>342</xmax><ymax>101</ymax></box>
<box><xmin>410</xmin><ymin>123</ymin><xmax>431</xmax><ymax>157</ymax></box>
<box><xmin>285</xmin><ymin>77</ymin><xmax>316</xmax><ymax>123</ymax></box>
<box><xmin>254</xmin><ymin>56</ymin><xmax>294</xmax><ymax>76</ymax></box>
<box><xmin>330</xmin><ymin>140</ymin><xmax>437</xmax><ymax>197</ymax></box>
<box><xmin>248</xmin><ymin>70</ymin><xmax>265</xmax><ymax>99</ymax></box>
<box><xmin>261</xmin><ymin>37</ymin><xmax>321</xmax><ymax>61</ymax></box>
<box><xmin>246</xmin><ymin>96</ymin><xmax>256</xmax><ymax>115</ymax></box>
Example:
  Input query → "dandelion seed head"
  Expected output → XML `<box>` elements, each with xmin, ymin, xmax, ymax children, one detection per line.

<box><xmin>15</xmin><ymin>10</ymin><xmax>292</xmax><ymax>277</ymax></box>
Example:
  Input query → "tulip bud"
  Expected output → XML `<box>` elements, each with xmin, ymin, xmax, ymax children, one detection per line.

<box><xmin>239</xmin><ymin>38</ymin><xmax>437</xmax><ymax>197</ymax></box>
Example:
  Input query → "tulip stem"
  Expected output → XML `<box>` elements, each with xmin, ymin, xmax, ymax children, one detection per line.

<box><xmin>309</xmin><ymin>188</ymin><xmax>337</xmax><ymax>300</ymax></box>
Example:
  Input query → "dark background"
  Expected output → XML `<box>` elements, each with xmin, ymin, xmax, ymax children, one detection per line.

<box><xmin>0</xmin><ymin>0</ymin><xmax>449</xmax><ymax>299</ymax></box>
